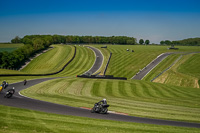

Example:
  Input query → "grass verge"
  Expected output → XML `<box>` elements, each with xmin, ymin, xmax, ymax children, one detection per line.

<box><xmin>0</xmin><ymin>105</ymin><xmax>199</xmax><ymax>133</ymax></box>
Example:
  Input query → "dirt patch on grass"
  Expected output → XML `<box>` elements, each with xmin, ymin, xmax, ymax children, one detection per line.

<box><xmin>153</xmin><ymin>73</ymin><xmax>168</xmax><ymax>83</ymax></box>
<box><xmin>195</xmin><ymin>79</ymin><xmax>200</xmax><ymax>88</ymax></box>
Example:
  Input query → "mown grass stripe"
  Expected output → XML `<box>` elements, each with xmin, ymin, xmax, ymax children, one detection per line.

<box><xmin>149</xmin><ymin>83</ymin><xmax>173</xmax><ymax>98</ymax></box>
<box><xmin>91</xmin><ymin>81</ymin><xmax>101</xmax><ymax>97</ymax></box>
<box><xmin>118</xmin><ymin>81</ymin><xmax>128</xmax><ymax>97</ymax></box>
<box><xmin>106</xmin><ymin>81</ymin><xmax>113</xmax><ymax>97</ymax></box>
<box><xmin>130</xmin><ymin>82</ymin><xmax>138</xmax><ymax>97</ymax></box>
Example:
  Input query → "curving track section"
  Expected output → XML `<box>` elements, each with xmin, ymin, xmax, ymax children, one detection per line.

<box><xmin>83</xmin><ymin>46</ymin><xmax>103</xmax><ymax>75</ymax></box>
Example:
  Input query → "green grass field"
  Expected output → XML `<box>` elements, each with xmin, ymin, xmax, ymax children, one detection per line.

<box><xmin>20</xmin><ymin>45</ymin><xmax>95</xmax><ymax>76</ymax></box>
<box><xmin>0</xmin><ymin>69</ymin><xmax>27</xmax><ymax>74</ymax></box>
<box><xmin>143</xmin><ymin>54</ymin><xmax>181</xmax><ymax>81</ymax></box>
<box><xmin>0</xmin><ymin>45</ymin><xmax>95</xmax><ymax>83</ymax></box>
<box><xmin>0</xmin><ymin>43</ymin><xmax>24</xmax><ymax>52</ymax></box>
<box><xmin>21</xmin><ymin>45</ymin><xmax>75</xmax><ymax>74</ymax></box>
<box><xmin>146</xmin><ymin>53</ymin><xmax>200</xmax><ymax>88</ymax></box>
<box><xmin>21</xmin><ymin>78</ymin><xmax>200</xmax><ymax>123</ymax></box>
<box><xmin>96</xmin><ymin>45</ymin><xmax>200</xmax><ymax>79</ymax></box>
<box><xmin>1</xmin><ymin>105</ymin><xmax>199</xmax><ymax>133</ymax></box>
<box><xmin>1</xmin><ymin>44</ymin><xmax>200</xmax><ymax>132</ymax></box>
<box><xmin>178</xmin><ymin>53</ymin><xmax>200</xmax><ymax>78</ymax></box>
<box><xmin>52</xmin><ymin>45</ymin><xmax>95</xmax><ymax>77</ymax></box>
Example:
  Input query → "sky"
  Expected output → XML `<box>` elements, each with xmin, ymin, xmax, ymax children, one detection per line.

<box><xmin>0</xmin><ymin>0</ymin><xmax>200</xmax><ymax>43</ymax></box>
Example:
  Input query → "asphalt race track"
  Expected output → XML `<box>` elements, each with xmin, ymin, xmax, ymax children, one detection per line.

<box><xmin>83</xmin><ymin>46</ymin><xmax>103</xmax><ymax>75</ymax></box>
<box><xmin>132</xmin><ymin>53</ymin><xmax>172</xmax><ymax>80</ymax></box>
<box><xmin>132</xmin><ymin>52</ymin><xmax>200</xmax><ymax>80</ymax></box>
<box><xmin>0</xmin><ymin>78</ymin><xmax>200</xmax><ymax>128</ymax></box>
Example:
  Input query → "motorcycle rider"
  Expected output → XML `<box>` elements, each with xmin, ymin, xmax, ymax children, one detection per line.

<box><xmin>24</xmin><ymin>79</ymin><xmax>27</xmax><ymax>85</ymax></box>
<box><xmin>98</xmin><ymin>98</ymin><xmax>107</xmax><ymax>105</ymax></box>
<box><xmin>2</xmin><ymin>80</ymin><xmax>8</xmax><ymax>89</ymax></box>
<box><xmin>2</xmin><ymin>81</ymin><xmax>6</xmax><ymax>85</ymax></box>
<box><xmin>2</xmin><ymin>81</ymin><xmax>6</xmax><ymax>89</ymax></box>
<box><xmin>98</xmin><ymin>98</ymin><xmax>107</xmax><ymax>109</ymax></box>
<box><xmin>4</xmin><ymin>87</ymin><xmax>15</xmax><ymax>98</ymax></box>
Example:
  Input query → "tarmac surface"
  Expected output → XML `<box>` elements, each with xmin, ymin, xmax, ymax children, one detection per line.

<box><xmin>132</xmin><ymin>53</ymin><xmax>172</xmax><ymax>80</ymax></box>
<box><xmin>83</xmin><ymin>46</ymin><xmax>103</xmax><ymax>75</ymax></box>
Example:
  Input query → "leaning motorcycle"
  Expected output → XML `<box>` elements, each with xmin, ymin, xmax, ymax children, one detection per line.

<box><xmin>91</xmin><ymin>103</ymin><xmax>109</xmax><ymax>114</ymax></box>
<box><xmin>2</xmin><ymin>82</ymin><xmax>8</xmax><ymax>89</ymax></box>
<box><xmin>4</xmin><ymin>89</ymin><xmax>15</xmax><ymax>98</ymax></box>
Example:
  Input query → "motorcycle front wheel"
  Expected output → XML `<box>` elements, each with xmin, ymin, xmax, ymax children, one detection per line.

<box><xmin>5</xmin><ymin>93</ymin><xmax>12</xmax><ymax>98</ymax></box>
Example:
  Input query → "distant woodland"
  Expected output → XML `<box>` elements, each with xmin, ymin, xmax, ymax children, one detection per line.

<box><xmin>160</xmin><ymin>38</ymin><xmax>200</xmax><ymax>46</ymax></box>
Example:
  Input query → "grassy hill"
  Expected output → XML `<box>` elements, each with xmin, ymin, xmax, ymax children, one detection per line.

<box><xmin>1</xmin><ymin>44</ymin><xmax>200</xmax><ymax>132</ymax></box>
<box><xmin>20</xmin><ymin>45</ymin><xmax>95</xmax><ymax>76</ymax></box>
<box><xmin>0</xmin><ymin>45</ymin><xmax>95</xmax><ymax>83</ymax></box>
<box><xmin>94</xmin><ymin>45</ymin><xmax>200</xmax><ymax>79</ymax></box>
<box><xmin>21</xmin><ymin>45</ymin><xmax>75</xmax><ymax>74</ymax></box>
<box><xmin>21</xmin><ymin>78</ymin><xmax>200</xmax><ymax>123</ymax></box>
<box><xmin>145</xmin><ymin>53</ymin><xmax>200</xmax><ymax>88</ymax></box>
<box><xmin>53</xmin><ymin>45</ymin><xmax>95</xmax><ymax>77</ymax></box>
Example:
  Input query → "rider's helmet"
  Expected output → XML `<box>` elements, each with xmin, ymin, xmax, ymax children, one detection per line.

<box><xmin>13</xmin><ymin>87</ymin><xmax>15</xmax><ymax>90</ymax></box>
<box><xmin>103</xmin><ymin>98</ymin><xmax>106</xmax><ymax>101</ymax></box>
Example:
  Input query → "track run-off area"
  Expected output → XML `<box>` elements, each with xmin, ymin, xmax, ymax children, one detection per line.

<box><xmin>1</xmin><ymin>45</ymin><xmax>200</xmax><ymax>130</ymax></box>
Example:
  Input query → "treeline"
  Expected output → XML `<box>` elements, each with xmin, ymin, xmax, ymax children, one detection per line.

<box><xmin>1</xmin><ymin>35</ymin><xmax>52</xmax><ymax>69</ymax></box>
<box><xmin>160</xmin><ymin>38</ymin><xmax>200</xmax><ymax>46</ymax></box>
<box><xmin>12</xmin><ymin>35</ymin><xmax>137</xmax><ymax>45</ymax></box>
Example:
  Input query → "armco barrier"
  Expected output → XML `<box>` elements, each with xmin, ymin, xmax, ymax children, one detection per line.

<box><xmin>103</xmin><ymin>52</ymin><xmax>112</xmax><ymax>75</ymax></box>
<box><xmin>0</xmin><ymin>46</ymin><xmax>76</xmax><ymax>77</ymax></box>
<box><xmin>77</xmin><ymin>75</ymin><xmax>127</xmax><ymax>80</ymax></box>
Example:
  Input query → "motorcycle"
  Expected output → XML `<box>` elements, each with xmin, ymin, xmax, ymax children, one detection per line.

<box><xmin>2</xmin><ymin>82</ymin><xmax>8</xmax><ymax>89</ymax></box>
<box><xmin>91</xmin><ymin>102</ymin><xmax>109</xmax><ymax>114</ymax></box>
<box><xmin>4</xmin><ymin>88</ymin><xmax>15</xmax><ymax>98</ymax></box>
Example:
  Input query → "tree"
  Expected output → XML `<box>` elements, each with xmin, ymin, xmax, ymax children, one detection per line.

<box><xmin>145</xmin><ymin>40</ymin><xmax>150</xmax><ymax>45</ymax></box>
<box><xmin>139</xmin><ymin>39</ymin><xmax>144</xmax><ymax>45</ymax></box>
<box><xmin>22</xmin><ymin>37</ymin><xmax>32</xmax><ymax>45</ymax></box>
<box><xmin>11</xmin><ymin>36</ymin><xmax>21</xmax><ymax>43</ymax></box>
<box><xmin>33</xmin><ymin>38</ymin><xmax>44</xmax><ymax>50</ymax></box>
<box><xmin>160</xmin><ymin>41</ymin><xmax>165</xmax><ymax>45</ymax></box>
<box><xmin>164</xmin><ymin>40</ymin><xmax>171</xmax><ymax>45</ymax></box>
